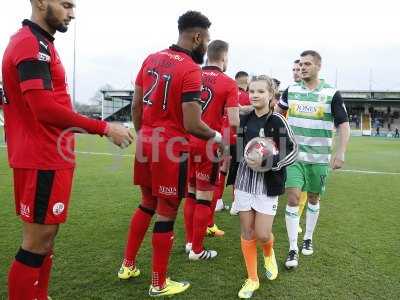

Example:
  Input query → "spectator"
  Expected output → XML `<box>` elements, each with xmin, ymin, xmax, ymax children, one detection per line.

<box><xmin>355</xmin><ymin>115</ymin><xmax>360</xmax><ymax>129</ymax></box>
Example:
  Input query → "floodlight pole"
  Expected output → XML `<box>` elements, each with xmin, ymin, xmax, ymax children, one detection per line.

<box><xmin>335</xmin><ymin>68</ymin><xmax>338</xmax><ymax>88</ymax></box>
<box><xmin>369</xmin><ymin>69</ymin><xmax>373</xmax><ymax>91</ymax></box>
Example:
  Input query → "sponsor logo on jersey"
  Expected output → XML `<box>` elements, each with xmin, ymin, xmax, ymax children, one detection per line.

<box><xmin>204</xmin><ymin>71</ymin><xmax>219</xmax><ymax>77</ymax></box>
<box><xmin>289</xmin><ymin>102</ymin><xmax>325</xmax><ymax>119</ymax></box>
<box><xmin>53</xmin><ymin>202</ymin><xmax>65</xmax><ymax>216</ymax></box>
<box><xmin>296</xmin><ymin>104</ymin><xmax>317</xmax><ymax>114</ymax></box>
<box><xmin>37</xmin><ymin>52</ymin><xmax>51</xmax><ymax>62</ymax></box>
<box><xmin>160</xmin><ymin>51</ymin><xmax>184</xmax><ymax>62</ymax></box>
<box><xmin>159</xmin><ymin>185</ymin><xmax>177</xmax><ymax>196</ymax></box>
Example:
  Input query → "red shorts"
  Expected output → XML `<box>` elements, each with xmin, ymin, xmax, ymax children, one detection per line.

<box><xmin>134</xmin><ymin>135</ymin><xmax>189</xmax><ymax>200</ymax></box>
<box><xmin>188</xmin><ymin>143</ymin><xmax>220</xmax><ymax>191</ymax></box>
<box><xmin>13</xmin><ymin>168</ymin><xmax>74</xmax><ymax>224</ymax></box>
<box><xmin>139</xmin><ymin>186</ymin><xmax>181</xmax><ymax>219</ymax></box>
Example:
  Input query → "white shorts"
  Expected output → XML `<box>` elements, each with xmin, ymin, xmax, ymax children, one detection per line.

<box><xmin>233</xmin><ymin>189</ymin><xmax>279</xmax><ymax>216</ymax></box>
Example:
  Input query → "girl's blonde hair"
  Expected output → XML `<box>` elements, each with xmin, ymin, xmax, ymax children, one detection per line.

<box><xmin>249</xmin><ymin>75</ymin><xmax>279</xmax><ymax>109</ymax></box>
<box><xmin>250</xmin><ymin>75</ymin><xmax>278</xmax><ymax>97</ymax></box>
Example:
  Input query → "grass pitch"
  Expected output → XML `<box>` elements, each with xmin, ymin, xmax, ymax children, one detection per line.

<box><xmin>0</xmin><ymin>131</ymin><xmax>399</xmax><ymax>299</ymax></box>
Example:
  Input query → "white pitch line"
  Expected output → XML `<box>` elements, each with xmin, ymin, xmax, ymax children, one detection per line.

<box><xmin>76</xmin><ymin>151</ymin><xmax>132</xmax><ymax>157</ymax></box>
<box><xmin>1</xmin><ymin>145</ymin><xmax>399</xmax><ymax>175</ymax></box>
<box><xmin>336</xmin><ymin>169</ymin><xmax>400</xmax><ymax>175</ymax></box>
<box><xmin>0</xmin><ymin>145</ymin><xmax>132</xmax><ymax>158</ymax></box>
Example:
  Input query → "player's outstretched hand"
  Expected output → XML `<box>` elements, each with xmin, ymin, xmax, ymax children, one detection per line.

<box><xmin>106</xmin><ymin>123</ymin><xmax>134</xmax><ymax>149</ymax></box>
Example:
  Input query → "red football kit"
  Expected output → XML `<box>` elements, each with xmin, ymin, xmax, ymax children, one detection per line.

<box><xmin>133</xmin><ymin>45</ymin><xmax>202</xmax><ymax>215</ymax></box>
<box><xmin>188</xmin><ymin>66</ymin><xmax>238</xmax><ymax>191</ymax></box>
<box><xmin>2</xmin><ymin>20</ymin><xmax>106</xmax><ymax>224</ymax></box>
<box><xmin>238</xmin><ymin>88</ymin><xmax>251</xmax><ymax>106</ymax></box>
<box><xmin>221</xmin><ymin>87</ymin><xmax>249</xmax><ymax>145</ymax></box>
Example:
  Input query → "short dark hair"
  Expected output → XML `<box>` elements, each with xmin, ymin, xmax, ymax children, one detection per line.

<box><xmin>272</xmin><ymin>78</ymin><xmax>281</xmax><ymax>88</ymax></box>
<box><xmin>300</xmin><ymin>50</ymin><xmax>322</xmax><ymax>63</ymax></box>
<box><xmin>178</xmin><ymin>11</ymin><xmax>211</xmax><ymax>33</ymax></box>
<box><xmin>235</xmin><ymin>71</ymin><xmax>249</xmax><ymax>79</ymax></box>
<box><xmin>294</xmin><ymin>59</ymin><xmax>300</xmax><ymax>64</ymax></box>
<box><xmin>207</xmin><ymin>40</ymin><xmax>229</xmax><ymax>62</ymax></box>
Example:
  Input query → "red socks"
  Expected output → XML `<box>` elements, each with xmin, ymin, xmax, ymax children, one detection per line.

<box><xmin>208</xmin><ymin>192</ymin><xmax>219</xmax><ymax>227</ymax></box>
<box><xmin>214</xmin><ymin>171</ymin><xmax>227</xmax><ymax>202</ymax></box>
<box><xmin>123</xmin><ymin>205</ymin><xmax>155</xmax><ymax>267</ymax></box>
<box><xmin>183</xmin><ymin>193</ymin><xmax>196</xmax><ymax>243</ymax></box>
<box><xmin>192</xmin><ymin>201</ymin><xmax>212</xmax><ymax>254</ymax></box>
<box><xmin>208</xmin><ymin>172</ymin><xmax>227</xmax><ymax>227</ymax></box>
<box><xmin>152</xmin><ymin>221</ymin><xmax>175</xmax><ymax>289</ymax></box>
<box><xmin>8</xmin><ymin>248</ymin><xmax>45</xmax><ymax>300</ymax></box>
<box><xmin>35</xmin><ymin>251</ymin><xmax>53</xmax><ymax>300</ymax></box>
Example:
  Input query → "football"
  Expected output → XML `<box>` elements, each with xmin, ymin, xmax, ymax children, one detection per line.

<box><xmin>244</xmin><ymin>137</ymin><xmax>279</xmax><ymax>172</ymax></box>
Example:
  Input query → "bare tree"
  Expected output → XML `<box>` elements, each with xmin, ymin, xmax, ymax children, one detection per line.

<box><xmin>90</xmin><ymin>83</ymin><xmax>113</xmax><ymax>106</ymax></box>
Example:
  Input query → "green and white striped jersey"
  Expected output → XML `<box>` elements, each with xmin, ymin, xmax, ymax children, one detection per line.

<box><xmin>279</xmin><ymin>80</ymin><xmax>348</xmax><ymax>164</ymax></box>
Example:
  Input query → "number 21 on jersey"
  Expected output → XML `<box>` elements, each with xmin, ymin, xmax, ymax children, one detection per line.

<box><xmin>143</xmin><ymin>68</ymin><xmax>172</xmax><ymax>111</ymax></box>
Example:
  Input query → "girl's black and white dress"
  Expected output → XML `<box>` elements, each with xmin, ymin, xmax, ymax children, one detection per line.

<box><xmin>229</xmin><ymin>111</ymin><xmax>298</xmax><ymax>215</ymax></box>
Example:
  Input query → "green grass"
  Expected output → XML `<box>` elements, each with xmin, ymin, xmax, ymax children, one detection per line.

<box><xmin>1</xmin><ymin>132</ymin><xmax>399</xmax><ymax>299</ymax></box>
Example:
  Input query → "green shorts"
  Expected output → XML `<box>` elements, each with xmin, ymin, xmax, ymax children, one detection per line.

<box><xmin>285</xmin><ymin>161</ymin><xmax>330</xmax><ymax>195</ymax></box>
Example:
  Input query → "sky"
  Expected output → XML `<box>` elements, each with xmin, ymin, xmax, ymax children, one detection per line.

<box><xmin>1</xmin><ymin>0</ymin><xmax>400</xmax><ymax>104</ymax></box>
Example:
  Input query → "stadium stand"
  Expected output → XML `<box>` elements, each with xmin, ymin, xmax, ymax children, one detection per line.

<box><xmin>101</xmin><ymin>90</ymin><xmax>133</xmax><ymax>124</ymax></box>
<box><xmin>101</xmin><ymin>88</ymin><xmax>400</xmax><ymax>137</ymax></box>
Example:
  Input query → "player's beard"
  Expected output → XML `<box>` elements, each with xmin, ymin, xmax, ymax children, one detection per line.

<box><xmin>192</xmin><ymin>45</ymin><xmax>206</xmax><ymax>64</ymax></box>
<box><xmin>45</xmin><ymin>5</ymin><xmax>68</xmax><ymax>33</ymax></box>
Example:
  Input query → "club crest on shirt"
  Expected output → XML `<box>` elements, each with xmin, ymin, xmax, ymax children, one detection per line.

<box><xmin>318</xmin><ymin>94</ymin><xmax>328</xmax><ymax>103</ymax></box>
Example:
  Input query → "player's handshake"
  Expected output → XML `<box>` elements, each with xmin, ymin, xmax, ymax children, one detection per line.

<box><xmin>106</xmin><ymin>123</ymin><xmax>134</xmax><ymax>149</ymax></box>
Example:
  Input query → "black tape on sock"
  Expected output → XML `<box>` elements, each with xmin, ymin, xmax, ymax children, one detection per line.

<box><xmin>15</xmin><ymin>248</ymin><xmax>46</xmax><ymax>268</ymax></box>
<box><xmin>153</xmin><ymin>221</ymin><xmax>175</xmax><ymax>233</ymax></box>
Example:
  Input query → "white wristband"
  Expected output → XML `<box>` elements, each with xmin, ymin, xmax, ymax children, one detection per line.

<box><xmin>212</xmin><ymin>131</ymin><xmax>222</xmax><ymax>144</ymax></box>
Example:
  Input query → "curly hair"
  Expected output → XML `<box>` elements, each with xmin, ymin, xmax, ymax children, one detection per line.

<box><xmin>178</xmin><ymin>11</ymin><xmax>211</xmax><ymax>33</ymax></box>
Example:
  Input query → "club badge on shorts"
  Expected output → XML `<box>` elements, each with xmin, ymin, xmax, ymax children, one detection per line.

<box><xmin>53</xmin><ymin>202</ymin><xmax>65</xmax><ymax>216</ymax></box>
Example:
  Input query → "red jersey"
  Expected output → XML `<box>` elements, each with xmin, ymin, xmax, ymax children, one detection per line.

<box><xmin>238</xmin><ymin>88</ymin><xmax>251</xmax><ymax>106</ymax></box>
<box><xmin>200</xmin><ymin>66</ymin><xmax>238</xmax><ymax>131</ymax></box>
<box><xmin>135</xmin><ymin>45</ymin><xmax>202</xmax><ymax>140</ymax></box>
<box><xmin>191</xmin><ymin>66</ymin><xmax>238</xmax><ymax>145</ymax></box>
<box><xmin>221</xmin><ymin>87</ymin><xmax>250</xmax><ymax>144</ymax></box>
<box><xmin>2</xmin><ymin>20</ymin><xmax>75</xmax><ymax>169</ymax></box>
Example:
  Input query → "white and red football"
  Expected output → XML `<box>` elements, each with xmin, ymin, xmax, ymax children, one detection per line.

<box><xmin>244</xmin><ymin>137</ymin><xmax>279</xmax><ymax>172</ymax></box>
